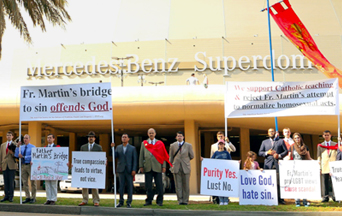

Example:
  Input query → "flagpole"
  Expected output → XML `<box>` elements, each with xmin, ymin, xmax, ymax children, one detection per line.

<box><xmin>266</xmin><ymin>0</ymin><xmax>279</xmax><ymax>132</ymax></box>
<box><xmin>19</xmin><ymin>120</ymin><xmax>22</xmax><ymax>204</ymax></box>
<box><xmin>225</xmin><ymin>81</ymin><xmax>228</xmax><ymax>138</ymax></box>
<box><xmin>111</xmin><ymin>116</ymin><xmax>117</xmax><ymax>208</ymax></box>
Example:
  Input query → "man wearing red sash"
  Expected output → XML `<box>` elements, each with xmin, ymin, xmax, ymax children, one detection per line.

<box><xmin>282</xmin><ymin>128</ymin><xmax>294</xmax><ymax>150</ymax></box>
<box><xmin>317</xmin><ymin>130</ymin><xmax>338</xmax><ymax>202</ymax></box>
<box><xmin>139</xmin><ymin>128</ymin><xmax>172</xmax><ymax>206</ymax></box>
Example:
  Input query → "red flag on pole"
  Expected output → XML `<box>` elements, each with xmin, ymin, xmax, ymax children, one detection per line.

<box><xmin>268</xmin><ymin>0</ymin><xmax>342</xmax><ymax>88</ymax></box>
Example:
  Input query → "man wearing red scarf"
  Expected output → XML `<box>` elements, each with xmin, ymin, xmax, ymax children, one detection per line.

<box><xmin>317</xmin><ymin>130</ymin><xmax>338</xmax><ymax>202</ymax></box>
<box><xmin>139</xmin><ymin>128</ymin><xmax>172</xmax><ymax>206</ymax></box>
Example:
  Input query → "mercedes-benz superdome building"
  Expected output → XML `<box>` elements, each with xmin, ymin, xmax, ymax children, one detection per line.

<box><xmin>1</xmin><ymin>0</ymin><xmax>342</xmax><ymax>194</ymax></box>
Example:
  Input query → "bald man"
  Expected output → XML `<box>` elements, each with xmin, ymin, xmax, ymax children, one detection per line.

<box><xmin>139</xmin><ymin>128</ymin><xmax>169</xmax><ymax>206</ymax></box>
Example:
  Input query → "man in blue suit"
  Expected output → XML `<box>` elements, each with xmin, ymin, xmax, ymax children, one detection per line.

<box><xmin>259</xmin><ymin>128</ymin><xmax>288</xmax><ymax>204</ymax></box>
<box><xmin>111</xmin><ymin>134</ymin><xmax>137</xmax><ymax>208</ymax></box>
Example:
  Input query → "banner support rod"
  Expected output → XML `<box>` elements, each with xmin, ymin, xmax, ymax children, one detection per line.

<box><xmin>111</xmin><ymin>116</ymin><xmax>117</xmax><ymax>208</ymax></box>
<box><xmin>225</xmin><ymin>81</ymin><xmax>228</xmax><ymax>139</ymax></box>
<box><xmin>267</xmin><ymin>0</ymin><xmax>279</xmax><ymax>132</ymax></box>
<box><xmin>19</xmin><ymin>120</ymin><xmax>22</xmax><ymax>204</ymax></box>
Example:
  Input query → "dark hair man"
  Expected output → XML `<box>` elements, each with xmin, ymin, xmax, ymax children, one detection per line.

<box><xmin>111</xmin><ymin>134</ymin><xmax>137</xmax><ymax>208</ymax></box>
<box><xmin>0</xmin><ymin>131</ymin><xmax>17</xmax><ymax>202</ymax></box>
<box><xmin>169</xmin><ymin>131</ymin><xmax>194</xmax><ymax>205</ymax></box>
<box><xmin>258</xmin><ymin>128</ymin><xmax>288</xmax><ymax>204</ymax></box>
<box><xmin>317</xmin><ymin>130</ymin><xmax>338</xmax><ymax>202</ymax></box>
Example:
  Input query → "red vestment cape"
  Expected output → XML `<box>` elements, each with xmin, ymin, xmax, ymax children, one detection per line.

<box><xmin>143</xmin><ymin>140</ymin><xmax>173</xmax><ymax>167</ymax></box>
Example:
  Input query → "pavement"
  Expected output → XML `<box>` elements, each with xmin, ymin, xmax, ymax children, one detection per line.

<box><xmin>0</xmin><ymin>190</ymin><xmax>340</xmax><ymax>215</ymax></box>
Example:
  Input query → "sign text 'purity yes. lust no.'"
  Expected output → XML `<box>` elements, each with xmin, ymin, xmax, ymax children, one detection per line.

<box><xmin>200</xmin><ymin>159</ymin><xmax>239</xmax><ymax>197</ymax></box>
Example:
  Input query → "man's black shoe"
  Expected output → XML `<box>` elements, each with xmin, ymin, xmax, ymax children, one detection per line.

<box><xmin>333</xmin><ymin>197</ymin><xmax>337</xmax><ymax>202</ymax></box>
<box><xmin>157</xmin><ymin>203</ymin><xmax>163</xmax><ymax>206</ymax></box>
<box><xmin>0</xmin><ymin>198</ymin><xmax>9</xmax><ymax>202</ymax></box>
<box><xmin>22</xmin><ymin>198</ymin><xmax>31</xmax><ymax>204</ymax></box>
<box><xmin>181</xmin><ymin>203</ymin><xmax>188</xmax><ymax>205</ymax></box>
<box><xmin>8</xmin><ymin>199</ymin><xmax>13</xmax><ymax>202</ymax></box>
<box><xmin>127</xmin><ymin>203</ymin><xmax>132</xmax><ymax>208</ymax></box>
<box><xmin>116</xmin><ymin>203</ymin><xmax>123</xmax><ymax>208</ymax></box>
<box><xmin>143</xmin><ymin>202</ymin><xmax>152</xmax><ymax>206</ymax></box>
<box><xmin>30</xmin><ymin>199</ymin><xmax>36</xmax><ymax>204</ymax></box>
<box><xmin>321</xmin><ymin>198</ymin><xmax>329</xmax><ymax>202</ymax></box>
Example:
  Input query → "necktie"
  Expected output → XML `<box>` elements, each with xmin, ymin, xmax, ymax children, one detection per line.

<box><xmin>179</xmin><ymin>142</ymin><xmax>182</xmax><ymax>153</ymax></box>
<box><xmin>6</xmin><ymin>142</ymin><xmax>9</xmax><ymax>154</ymax></box>
<box><xmin>327</xmin><ymin>142</ymin><xmax>330</xmax><ymax>155</ymax></box>
<box><xmin>22</xmin><ymin>146</ymin><xmax>27</xmax><ymax>163</ymax></box>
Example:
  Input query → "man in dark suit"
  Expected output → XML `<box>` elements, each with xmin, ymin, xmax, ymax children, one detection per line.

<box><xmin>111</xmin><ymin>134</ymin><xmax>137</xmax><ymax>208</ymax></box>
<box><xmin>0</xmin><ymin>131</ymin><xmax>17</xmax><ymax>202</ymax></box>
<box><xmin>78</xmin><ymin>131</ymin><xmax>103</xmax><ymax>207</ymax></box>
<box><xmin>258</xmin><ymin>128</ymin><xmax>288</xmax><ymax>204</ymax></box>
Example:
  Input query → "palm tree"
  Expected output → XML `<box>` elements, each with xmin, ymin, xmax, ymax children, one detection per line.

<box><xmin>0</xmin><ymin>0</ymin><xmax>71</xmax><ymax>59</ymax></box>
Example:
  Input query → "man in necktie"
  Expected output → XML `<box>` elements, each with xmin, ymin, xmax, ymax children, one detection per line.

<box><xmin>317</xmin><ymin>130</ymin><xmax>338</xmax><ymax>202</ymax></box>
<box><xmin>0</xmin><ymin>131</ymin><xmax>17</xmax><ymax>202</ymax></box>
<box><xmin>111</xmin><ymin>134</ymin><xmax>137</xmax><ymax>208</ymax></box>
<box><xmin>258</xmin><ymin>128</ymin><xmax>288</xmax><ymax>204</ymax></box>
<box><xmin>43</xmin><ymin>134</ymin><xmax>60</xmax><ymax>205</ymax></box>
<box><xmin>14</xmin><ymin>134</ymin><xmax>36</xmax><ymax>203</ymax></box>
<box><xmin>282</xmin><ymin>128</ymin><xmax>294</xmax><ymax>150</ymax></box>
<box><xmin>169</xmin><ymin>131</ymin><xmax>194</xmax><ymax>205</ymax></box>
<box><xmin>139</xmin><ymin>128</ymin><xmax>172</xmax><ymax>206</ymax></box>
<box><xmin>78</xmin><ymin>131</ymin><xmax>103</xmax><ymax>207</ymax></box>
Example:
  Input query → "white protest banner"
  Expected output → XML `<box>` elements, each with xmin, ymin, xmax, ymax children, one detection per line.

<box><xmin>239</xmin><ymin>170</ymin><xmax>278</xmax><ymax>205</ymax></box>
<box><xmin>329</xmin><ymin>161</ymin><xmax>342</xmax><ymax>201</ymax></box>
<box><xmin>31</xmin><ymin>147</ymin><xmax>69</xmax><ymax>180</ymax></box>
<box><xmin>279</xmin><ymin>160</ymin><xmax>321</xmax><ymax>199</ymax></box>
<box><xmin>200</xmin><ymin>159</ymin><xmax>239</xmax><ymax>197</ymax></box>
<box><xmin>20</xmin><ymin>83</ymin><xmax>112</xmax><ymax>121</ymax></box>
<box><xmin>225</xmin><ymin>78</ymin><xmax>338</xmax><ymax>118</ymax></box>
<box><xmin>71</xmin><ymin>151</ymin><xmax>106</xmax><ymax>189</ymax></box>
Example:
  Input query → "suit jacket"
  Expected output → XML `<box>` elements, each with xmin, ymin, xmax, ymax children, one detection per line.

<box><xmin>44</xmin><ymin>144</ymin><xmax>60</xmax><ymax>147</ymax></box>
<box><xmin>337</xmin><ymin>148</ymin><xmax>342</xmax><ymax>161</ymax></box>
<box><xmin>317</xmin><ymin>141</ymin><xmax>337</xmax><ymax>174</ymax></box>
<box><xmin>0</xmin><ymin>141</ymin><xmax>17</xmax><ymax>170</ymax></box>
<box><xmin>139</xmin><ymin>139</ymin><xmax>166</xmax><ymax>173</ymax></box>
<box><xmin>169</xmin><ymin>142</ymin><xmax>194</xmax><ymax>174</ymax></box>
<box><xmin>80</xmin><ymin>143</ymin><xmax>102</xmax><ymax>152</ymax></box>
<box><xmin>258</xmin><ymin>138</ymin><xmax>288</xmax><ymax>170</ymax></box>
<box><xmin>115</xmin><ymin>144</ymin><xmax>137</xmax><ymax>173</ymax></box>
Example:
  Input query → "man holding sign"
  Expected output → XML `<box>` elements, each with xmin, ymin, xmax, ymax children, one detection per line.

<box><xmin>139</xmin><ymin>128</ymin><xmax>172</xmax><ymax>206</ymax></box>
<box><xmin>78</xmin><ymin>131</ymin><xmax>103</xmax><ymax>207</ymax></box>
<box><xmin>111</xmin><ymin>134</ymin><xmax>137</xmax><ymax>208</ymax></box>
<box><xmin>259</xmin><ymin>128</ymin><xmax>288</xmax><ymax>204</ymax></box>
<box><xmin>44</xmin><ymin>134</ymin><xmax>60</xmax><ymax>205</ymax></box>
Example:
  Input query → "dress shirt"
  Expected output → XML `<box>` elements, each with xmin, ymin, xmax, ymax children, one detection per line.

<box><xmin>123</xmin><ymin>145</ymin><xmax>127</xmax><ymax>154</ymax></box>
<box><xmin>148</xmin><ymin>139</ymin><xmax>156</xmax><ymax>145</ymax></box>
<box><xmin>326</xmin><ymin>141</ymin><xmax>330</xmax><ymax>154</ymax></box>
<box><xmin>14</xmin><ymin>143</ymin><xmax>35</xmax><ymax>163</ymax></box>
<box><xmin>6</xmin><ymin>141</ymin><xmax>11</xmax><ymax>154</ymax></box>
<box><xmin>48</xmin><ymin>143</ymin><xmax>54</xmax><ymax>147</ymax></box>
